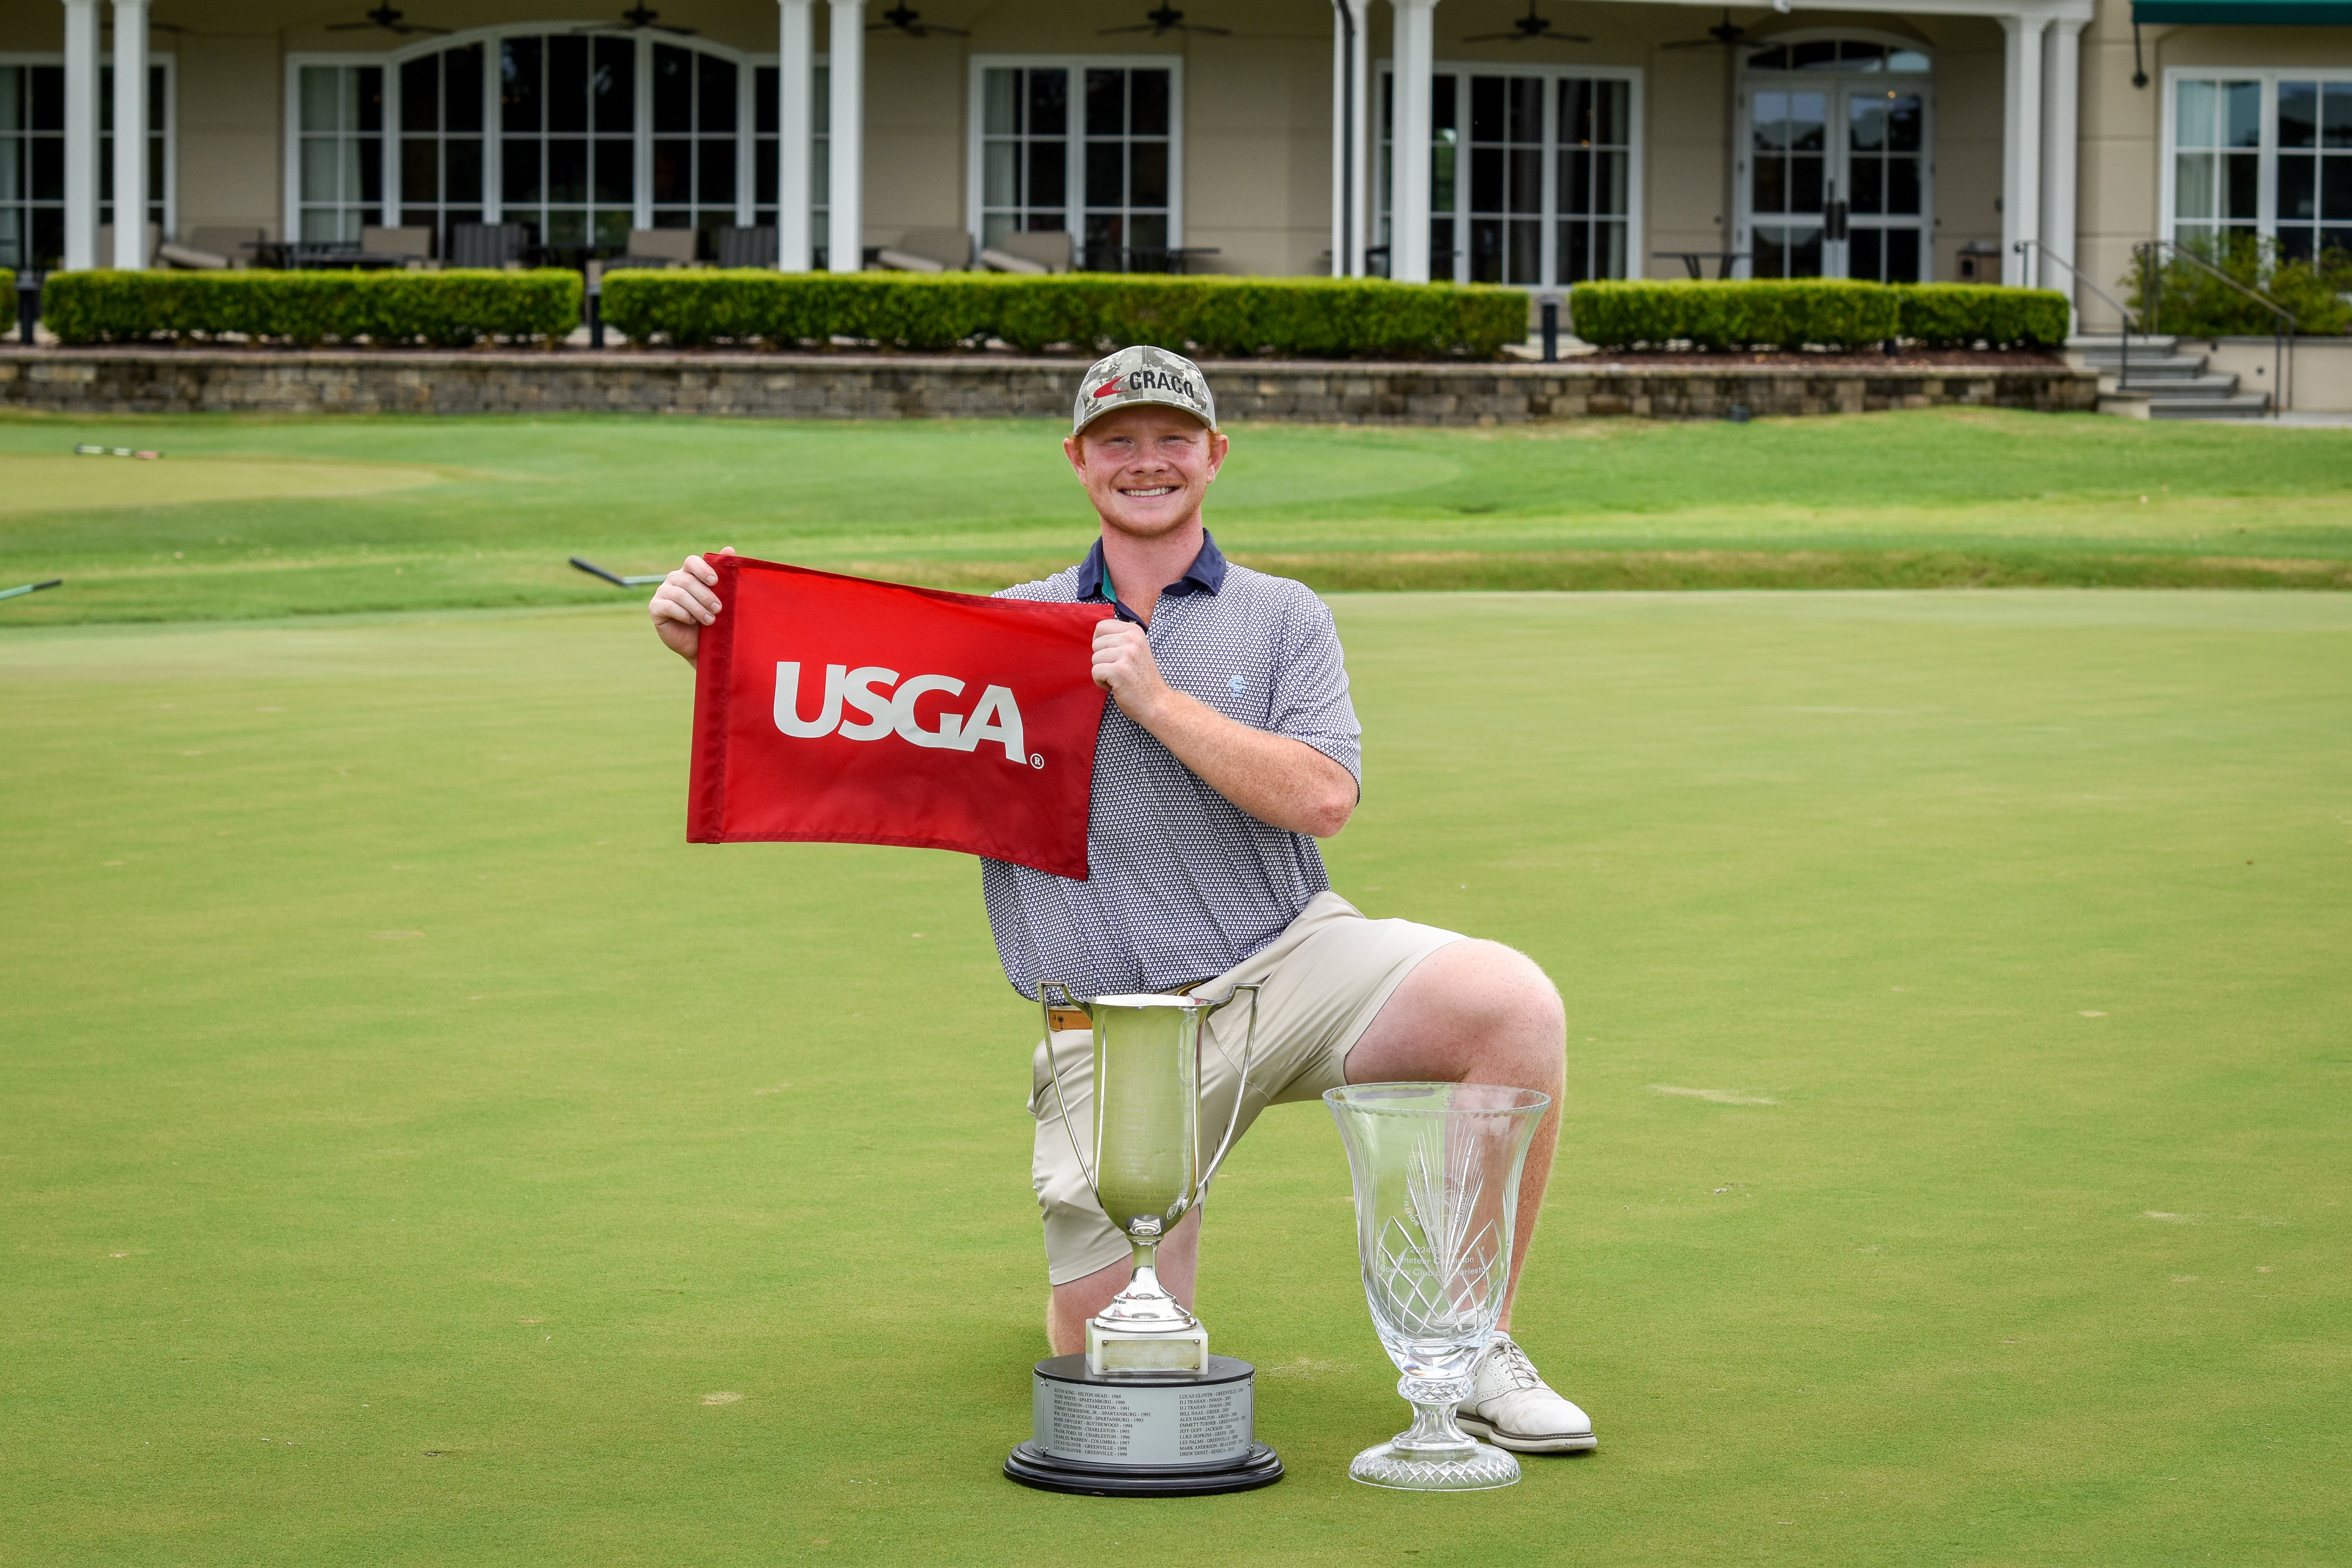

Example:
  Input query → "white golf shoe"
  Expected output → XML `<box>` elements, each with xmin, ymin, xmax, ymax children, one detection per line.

<box><xmin>1453</xmin><ymin>1332</ymin><xmax>1597</xmax><ymax>1454</ymax></box>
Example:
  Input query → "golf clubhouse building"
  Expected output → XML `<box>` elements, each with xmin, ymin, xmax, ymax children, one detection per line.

<box><xmin>3</xmin><ymin>0</ymin><xmax>2347</xmax><ymax>332</ymax></box>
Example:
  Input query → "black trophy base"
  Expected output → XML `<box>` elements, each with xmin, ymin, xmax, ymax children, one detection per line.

<box><xmin>1005</xmin><ymin>1354</ymin><xmax>1283</xmax><ymax>1497</ymax></box>
<box><xmin>1004</xmin><ymin>1440</ymin><xmax>1284</xmax><ymax>1497</ymax></box>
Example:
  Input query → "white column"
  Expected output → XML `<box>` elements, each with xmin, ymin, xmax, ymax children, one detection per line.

<box><xmin>1329</xmin><ymin>0</ymin><xmax>1369</xmax><ymax>276</ymax></box>
<box><xmin>2040</xmin><ymin>18</ymin><xmax>2083</xmax><ymax>319</ymax></box>
<box><xmin>777</xmin><ymin>0</ymin><xmax>815</xmax><ymax>270</ymax></box>
<box><xmin>2000</xmin><ymin>13</ymin><xmax>2047</xmax><ymax>287</ymax></box>
<box><xmin>111</xmin><ymin>0</ymin><xmax>150</xmax><ymax>267</ymax></box>
<box><xmin>1390</xmin><ymin>0</ymin><xmax>1438</xmax><ymax>282</ymax></box>
<box><xmin>62</xmin><ymin>0</ymin><xmax>100</xmax><ymax>269</ymax></box>
<box><xmin>826</xmin><ymin>0</ymin><xmax>865</xmax><ymax>272</ymax></box>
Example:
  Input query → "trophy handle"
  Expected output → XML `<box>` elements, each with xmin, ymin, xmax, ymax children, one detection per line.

<box><xmin>1038</xmin><ymin>980</ymin><xmax>1098</xmax><ymax>1196</ymax></box>
<box><xmin>1198</xmin><ymin>982</ymin><xmax>1261</xmax><ymax>1188</ymax></box>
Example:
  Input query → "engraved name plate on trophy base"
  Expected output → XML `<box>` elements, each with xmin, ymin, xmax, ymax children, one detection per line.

<box><xmin>1004</xmin><ymin>1355</ymin><xmax>1284</xmax><ymax>1497</ymax></box>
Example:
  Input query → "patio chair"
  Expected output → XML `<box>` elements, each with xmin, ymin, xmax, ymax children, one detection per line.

<box><xmin>617</xmin><ymin>227</ymin><xmax>700</xmax><ymax>267</ymax></box>
<box><xmin>361</xmin><ymin>225</ymin><xmax>437</xmax><ymax>268</ymax></box>
<box><xmin>157</xmin><ymin>241</ymin><xmax>232</xmax><ymax>270</ymax></box>
<box><xmin>979</xmin><ymin>230</ymin><xmax>1072</xmax><ymax>274</ymax></box>
<box><xmin>873</xmin><ymin>227</ymin><xmax>973</xmax><ymax>272</ymax></box>
<box><xmin>717</xmin><ymin>225</ymin><xmax>778</xmax><ymax>269</ymax></box>
<box><xmin>449</xmin><ymin>222</ymin><xmax>531</xmax><ymax>270</ymax></box>
<box><xmin>183</xmin><ymin>227</ymin><xmax>272</xmax><ymax>269</ymax></box>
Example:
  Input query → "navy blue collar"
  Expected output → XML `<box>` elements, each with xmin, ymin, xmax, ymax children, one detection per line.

<box><xmin>1076</xmin><ymin>531</ymin><xmax>1228</xmax><ymax>623</ymax></box>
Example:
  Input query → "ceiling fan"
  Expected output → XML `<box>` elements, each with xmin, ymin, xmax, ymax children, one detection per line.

<box><xmin>1660</xmin><ymin>7</ymin><xmax>1753</xmax><ymax>54</ymax></box>
<box><xmin>869</xmin><ymin>4</ymin><xmax>970</xmax><ymax>39</ymax></box>
<box><xmin>326</xmin><ymin>5</ymin><xmax>449</xmax><ymax>36</ymax></box>
<box><xmin>574</xmin><ymin>4</ymin><xmax>696</xmax><ymax>36</ymax></box>
<box><xmin>1464</xmin><ymin>2</ymin><xmax>1591</xmax><ymax>46</ymax></box>
<box><xmin>1100</xmin><ymin>5</ymin><xmax>1229</xmax><ymax>37</ymax></box>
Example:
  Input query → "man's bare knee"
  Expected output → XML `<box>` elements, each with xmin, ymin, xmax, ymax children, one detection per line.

<box><xmin>1439</xmin><ymin>941</ymin><xmax>1566</xmax><ymax>1046</ymax></box>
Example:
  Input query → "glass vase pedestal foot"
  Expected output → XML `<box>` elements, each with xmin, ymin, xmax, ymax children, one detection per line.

<box><xmin>1348</xmin><ymin>1375</ymin><xmax>1521</xmax><ymax>1491</ymax></box>
<box><xmin>1004</xmin><ymin>1354</ymin><xmax>1283</xmax><ymax>1497</ymax></box>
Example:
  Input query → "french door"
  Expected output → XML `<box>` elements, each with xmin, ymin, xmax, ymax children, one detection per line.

<box><xmin>1379</xmin><ymin>63</ymin><xmax>1640</xmax><ymax>286</ymax></box>
<box><xmin>1740</xmin><ymin>77</ymin><xmax>1931</xmax><ymax>281</ymax></box>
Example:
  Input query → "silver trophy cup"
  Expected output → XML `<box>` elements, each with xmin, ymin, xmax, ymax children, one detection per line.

<box><xmin>1039</xmin><ymin>983</ymin><xmax>1257</xmax><ymax>1376</ymax></box>
<box><xmin>1003</xmin><ymin>984</ymin><xmax>1283</xmax><ymax>1497</ymax></box>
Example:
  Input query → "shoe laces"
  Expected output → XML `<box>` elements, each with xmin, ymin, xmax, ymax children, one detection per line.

<box><xmin>1483</xmin><ymin>1334</ymin><xmax>1549</xmax><ymax>1396</ymax></box>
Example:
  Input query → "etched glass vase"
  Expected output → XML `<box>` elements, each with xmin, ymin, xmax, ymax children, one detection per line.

<box><xmin>1324</xmin><ymin>1082</ymin><xmax>1549</xmax><ymax>1491</ymax></box>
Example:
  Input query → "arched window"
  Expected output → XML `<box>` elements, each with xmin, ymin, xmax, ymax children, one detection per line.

<box><xmin>294</xmin><ymin>25</ymin><xmax>777</xmax><ymax>264</ymax></box>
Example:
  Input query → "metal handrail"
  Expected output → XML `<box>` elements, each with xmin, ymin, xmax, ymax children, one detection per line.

<box><xmin>2133</xmin><ymin>238</ymin><xmax>2295</xmax><ymax>416</ymax></box>
<box><xmin>2016</xmin><ymin>240</ymin><xmax>2143</xmax><ymax>393</ymax></box>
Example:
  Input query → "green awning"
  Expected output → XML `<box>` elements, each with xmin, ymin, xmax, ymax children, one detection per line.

<box><xmin>2133</xmin><ymin>0</ymin><xmax>2352</xmax><ymax>22</ymax></box>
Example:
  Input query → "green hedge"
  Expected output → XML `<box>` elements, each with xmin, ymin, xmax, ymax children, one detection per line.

<box><xmin>1568</xmin><ymin>280</ymin><xmax>2070</xmax><ymax>350</ymax></box>
<box><xmin>1</xmin><ymin>268</ymin><xmax>16</xmax><ymax>318</ymax></box>
<box><xmin>41</xmin><ymin>269</ymin><xmax>581</xmax><ymax>347</ymax></box>
<box><xmin>598</xmin><ymin>270</ymin><xmax>1530</xmax><ymax>358</ymax></box>
<box><xmin>1895</xmin><ymin>284</ymin><xmax>2072</xmax><ymax>348</ymax></box>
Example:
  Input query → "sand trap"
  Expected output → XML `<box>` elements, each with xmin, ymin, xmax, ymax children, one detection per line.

<box><xmin>0</xmin><ymin>453</ymin><xmax>446</xmax><ymax>515</ymax></box>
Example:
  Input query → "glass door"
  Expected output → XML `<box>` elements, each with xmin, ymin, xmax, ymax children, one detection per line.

<box><xmin>1380</xmin><ymin>64</ymin><xmax>1635</xmax><ymax>285</ymax></box>
<box><xmin>1842</xmin><ymin>85</ymin><xmax>1926</xmax><ymax>281</ymax></box>
<box><xmin>1746</xmin><ymin>85</ymin><xmax>1826</xmax><ymax>277</ymax></box>
<box><xmin>1740</xmin><ymin>43</ymin><xmax>1931</xmax><ymax>281</ymax></box>
<box><xmin>977</xmin><ymin>62</ymin><xmax>1174</xmax><ymax>270</ymax></box>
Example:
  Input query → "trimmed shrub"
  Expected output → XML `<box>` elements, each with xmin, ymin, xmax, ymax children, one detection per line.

<box><xmin>1</xmin><ymin>267</ymin><xmax>16</xmax><ymax>328</ymax></box>
<box><xmin>1895</xmin><ymin>284</ymin><xmax>2071</xmax><ymax>348</ymax></box>
<box><xmin>1570</xmin><ymin>279</ymin><xmax>2070</xmax><ymax>350</ymax></box>
<box><xmin>597</xmin><ymin>270</ymin><xmax>1531</xmax><ymax>358</ymax></box>
<box><xmin>41</xmin><ymin>269</ymin><xmax>581</xmax><ymax>347</ymax></box>
<box><xmin>1568</xmin><ymin>280</ymin><xmax>1898</xmax><ymax>350</ymax></box>
<box><xmin>2123</xmin><ymin>234</ymin><xmax>2352</xmax><ymax>338</ymax></box>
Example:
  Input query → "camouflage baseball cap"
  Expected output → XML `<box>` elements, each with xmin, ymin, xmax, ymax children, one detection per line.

<box><xmin>1071</xmin><ymin>345</ymin><xmax>1218</xmax><ymax>435</ymax></box>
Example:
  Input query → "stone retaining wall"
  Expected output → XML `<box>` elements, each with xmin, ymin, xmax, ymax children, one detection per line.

<box><xmin>0</xmin><ymin>348</ymin><xmax>2098</xmax><ymax>422</ymax></box>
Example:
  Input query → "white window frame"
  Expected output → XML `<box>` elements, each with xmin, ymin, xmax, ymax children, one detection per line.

<box><xmin>289</xmin><ymin>25</ymin><xmax>784</xmax><ymax>257</ymax></box>
<box><xmin>0</xmin><ymin>51</ymin><xmax>175</xmax><ymax>254</ymax></box>
<box><xmin>2160</xmin><ymin>67</ymin><xmax>2352</xmax><ymax>258</ymax></box>
<box><xmin>284</xmin><ymin>53</ymin><xmax>386</xmax><ymax>243</ymax></box>
<box><xmin>1377</xmin><ymin>59</ymin><xmax>1643</xmax><ymax>287</ymax></box>
<box><xmin>967</xmin><ymin>54</ymin><xmax>1184</xmax><ymax>266</ymax></box>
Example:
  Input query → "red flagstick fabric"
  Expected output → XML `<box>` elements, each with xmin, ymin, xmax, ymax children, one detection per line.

<box><xmin>688</xmin><ymin>555</ymin><xmax>1114</xmax><ymax>879</ymax></box>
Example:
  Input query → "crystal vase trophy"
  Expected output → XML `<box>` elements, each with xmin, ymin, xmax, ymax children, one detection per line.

<box><xmin>1325</xmin><ymin>1082</ymin><xmax>1550</xmax><ymax>1491</ymax></box>
<box><xmin>1002</xmin><ymin>985</ymin><xmax>1285</xmax><ymax>1497</ymax></box>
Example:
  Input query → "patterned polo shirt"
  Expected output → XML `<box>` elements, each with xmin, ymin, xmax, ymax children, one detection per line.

<box><xmin>982</xmin><ymin>530</ymin><xmax>1363</xmax><ymax>1001</ymax></box>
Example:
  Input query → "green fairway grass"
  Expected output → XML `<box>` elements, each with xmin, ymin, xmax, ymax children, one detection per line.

<box><xmin>2</xmin><ymin>408</ymin><xmax>2348</xmax><ymax>625</ymax></box>
<box><xmin>4</xmin><ymin>592</ymin><xmax>2344</xmax><ymax>1565</ymax></box>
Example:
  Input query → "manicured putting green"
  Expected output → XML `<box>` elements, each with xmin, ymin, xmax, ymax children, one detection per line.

<box><xmin>2</xmin><ymin>408</ymin><xmax>2348</xmax><ymax>623</ymax></box>
<box><xmin>0</xmin><ymin>452</ymin><xmax>445</xmax><ymax>514</ymax></box>
<box><xmin>2</xmin><ymin>592</ymin><xmax>2345</xmax><ymax>1566</ymax></box>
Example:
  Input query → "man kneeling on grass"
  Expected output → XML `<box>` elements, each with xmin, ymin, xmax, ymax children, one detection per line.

<box><xmin>648</xmin><ymin>346</ymin><xmax>1595</xmax><ymax>1454</ymax></box>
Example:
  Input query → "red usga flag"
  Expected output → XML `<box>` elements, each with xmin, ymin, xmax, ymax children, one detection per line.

<box><xmin>688</xmin><ymin>555</ymin><xmax>1114</xmax><ymax>878</ymax></box>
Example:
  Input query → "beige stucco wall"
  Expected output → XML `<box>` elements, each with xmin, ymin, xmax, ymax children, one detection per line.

<box><xmin>172</xmin><ymin>26</ymin><xmax>279</xmax><ymax>241</ymax></box>
<box><xmin>21</xmin><ymin>0</ymin><xmax>2347</xmax><ymax>298</ymax></box>
<box><xmin>2205</xmin><ymin>335</ymin><xmax>2352</xmax><ymax>412</ymax></box>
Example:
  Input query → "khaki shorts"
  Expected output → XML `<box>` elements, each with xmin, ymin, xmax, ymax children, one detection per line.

<box><xmin>1027</xmin><ymin>891</ymin><xmax>1464</xmax><ymax>1284</ymax></box>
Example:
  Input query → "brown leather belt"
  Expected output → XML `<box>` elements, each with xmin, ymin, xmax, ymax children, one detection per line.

<box><xmin>1047</xmin><ymin>981</ymin><xmax>1206</xmax><ymax>1035</ymax></box>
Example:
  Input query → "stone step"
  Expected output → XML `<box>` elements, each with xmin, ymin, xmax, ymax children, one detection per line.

<box><xmin>2149</xmin><ymin>392</ymin><xmax>2273</xmax><ymax>419</ymax></box>
<box><xmin>2099</xmin><ymin>354</ymin><xmax>2215</xmax><ymax>379</ymax></box>
<box><xmin>2112</xmin><ymin>373</ymin><xmax>2244</xmax><ymax>399</ymax></box>
<box><xmin>2067</xmin><ymin>333</ymin><xmax>2178</xmax><ymax>352</ymax></box>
